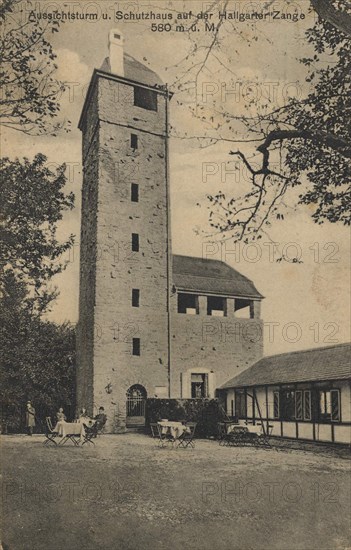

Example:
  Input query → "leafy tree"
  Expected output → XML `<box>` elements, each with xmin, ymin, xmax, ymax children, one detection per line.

<box><xmin>0</xmin><ymin>153</ymin><xmax>74</xmax><ymax>313</ymax></box>
<box><xmin>170</xmin><ymin>0</ymin><xmax>351</xmax><ymax>242</ymax></box>
<box><xmin>0</xmin><ymin>155</ymin><xmax>75</xmax><ymax>431</ymax></box>
<box><xmin>0</xmin><ymin>3</ymin><xmax>75</xmax><ymax>430</ymax></box>
<box><xmin>0</xmin><ymin>0</ymin><xmax>68</xmax><ymax>134</ymax></box>
<box><xmin>0</xmin><ymin>271</ymin><xmax>76</xmax><ymax>432</ymax></box>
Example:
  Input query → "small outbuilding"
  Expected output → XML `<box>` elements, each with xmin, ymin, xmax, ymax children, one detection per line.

<box><xmin>220</xmin><ymin>343</ymin><xmax>351</xmax><ymax>445</ymax></box>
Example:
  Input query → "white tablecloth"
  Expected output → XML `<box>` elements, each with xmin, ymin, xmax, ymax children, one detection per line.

<box><xmin>54</xmin><ymin>421</ymin><xmax>85</xmax><ymax>440</ymax></box>
<box><xmin>158</xmin><ymin>421</ymin><xmax>187</xmax><ymax>439</ymax></box>
<box><xmin>77</xmin><ymin>416</ymin><xmax>94</xmax><ymax>426</ymax></box>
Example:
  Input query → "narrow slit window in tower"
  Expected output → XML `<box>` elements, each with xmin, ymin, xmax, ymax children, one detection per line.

<box><xmin>131</xmin><ymin>183</ymin><xmax>139</xmax><ymax>202</ymax></box>
<box><xmin>131</xmin><ymin>133</ymin><xmax>138</xmax><ymax>149</ymax></box>
<box><xmin>132</xmin><ymin>338</ymin><xmax>140</xmax><ymax>356</ymax></box>
<box><xmin>132</xmin><ymin>289</ymin><xmax>140</xmax><ymax>307</ymax></box>
<box><xmin>132</xmin><ymin>233</ymin><xmax>139</xmax><ymax>252</ymax></box>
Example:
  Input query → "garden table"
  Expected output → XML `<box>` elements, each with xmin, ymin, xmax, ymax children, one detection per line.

<box><xmin>225</xmin><ymin>423</ymin><xmax>273</xmax><ymax>447</ymax></box>
<box><xmin>157</xmin><ymin>421</ymin><xmax>187</xmax><ymax>439</ymax></box>
<box><xmin>54</xmin><ymin>421</ymin><xmax>85</xmax><ymax>445</ymax></box>
<box><xmin>227</xmin><ymin>424</ymin><xmax>263</xmax><ymax>435</ymax></box>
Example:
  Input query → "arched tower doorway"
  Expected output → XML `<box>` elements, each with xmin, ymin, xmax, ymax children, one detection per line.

<box><xmin>126</xmin><ymin>385</ymin><xmax>147</xmax><ymax>428</ymax></box>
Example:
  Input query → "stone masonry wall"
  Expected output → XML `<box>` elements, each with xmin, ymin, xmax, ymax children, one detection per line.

<box><xmin>90</xmin><ymin>77</ymin><xmax>171</xmax><ymax>432</ymax></box>
<box><xmin>169</xmin><ymin>294</ymin><xmax>264</xmax><ymax>398</ymax></box>
<box><xmin>76</xmin><ymin>85</ymin><xmax>100</xmax><ymax>416</ymax></box>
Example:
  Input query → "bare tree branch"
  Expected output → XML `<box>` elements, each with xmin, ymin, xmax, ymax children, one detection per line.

<box><xmin>310</xmin><ymin>0</ymin><xmax>351</xmax><ymax>36</ymax></box>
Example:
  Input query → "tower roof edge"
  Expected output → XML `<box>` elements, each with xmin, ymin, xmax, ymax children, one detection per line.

<box><xmin>101</xmin><ymin>53</ymin><xmax>163</xmax><ymax>87</ymax></box>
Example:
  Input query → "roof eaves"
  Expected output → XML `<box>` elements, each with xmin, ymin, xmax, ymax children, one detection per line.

<box><xmin>221</xmin><ymin>373</ymin><xmax>351</xmax><ymax>390</ymax></box>
<box><xmin>220</xmin><ymin>342</ymin><xmax>351</xmax><ymax>389</ymax></box>
<box><xmin>174</xmin><ymin>284</ymin><xmax>263</xmax><ymax>299</ymax></box>
<box><xmin>252</xmin><ymin>342</ymin><xmax>351</xmax><ymax>363</ymax></box>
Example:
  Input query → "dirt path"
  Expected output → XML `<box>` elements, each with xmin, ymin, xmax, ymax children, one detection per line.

<box><xmin>1</xmin><ymin>434</ymin><xmax>350</xmax><ymax>550</ymax></box>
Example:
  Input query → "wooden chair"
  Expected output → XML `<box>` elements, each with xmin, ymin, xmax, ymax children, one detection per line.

<box><xmin>257</xmin><ymin>424</ymin><xmax>274</xmax><ymax>447</ymax></box>
<box><xmin>43</xmin><ymin>417</ymin><xmax>59</xmax><ymax>446</ymax></box>
<box><xmin>156</xmin><ymin>423</ymin><xmax>175</xmax><ymax>448</ymax></box>
<box><xmin>150</xmin><ymin>423</ymin><xmax>159</xmax><ymax>438</ymax></box>
<box><xmin>177</xmin><ymin>422</ymin><xmax>197</xmax><ymax>449</ymax></box>
<box><xmin>218</xmin><ymin>422</ymin><xmax>230</xmax><ymax>446</ymax></box>
<box><xmin>95</xmin><ymin>418</ymin><xmax>107</xmax><ymax>436</ymax></box>
<box><xmin>60</xmin><ymin>430</ymin><xmax>81</xmax><ymax>446</ymax></box>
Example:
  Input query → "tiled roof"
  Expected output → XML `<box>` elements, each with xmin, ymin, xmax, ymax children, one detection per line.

<box><xmin>100</xmin><ymin>54</ymin><xmax>163</xmax><ymax>87</ymax></box>
<box><xmin>172</xmin><ymin>255</ymin><xmax>263</xmax><ymax>299</ymax></box>
<box><xmin>220</xmin><ymin>343</ymin><xmax>351</xmax><ymax>388</ymax></box>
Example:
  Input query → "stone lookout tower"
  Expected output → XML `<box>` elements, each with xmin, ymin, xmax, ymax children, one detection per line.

<box><xmin>77</xmin><ymin>29</ymin><xmax>172</xmax><ymax>432</ymax></box>
<box><xmin>77</xmin><ymin>30</ymin><xmax>264</xmax><ymax>432</ymax></box>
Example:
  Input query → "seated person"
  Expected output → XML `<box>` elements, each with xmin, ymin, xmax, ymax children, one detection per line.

<box><xmin>94</xmin><ymin>407</ymin><xmax>107</xmax><ymax>431</ymax></box>
<box><xmin>56</xmin><ymin>407</ymin><xmax>66</xmax><ymax>422</ymax></box>
<box><xmin>78</xmin><ymin>407</ymin><xmax>92</xmax><ymax>425</ymax></box>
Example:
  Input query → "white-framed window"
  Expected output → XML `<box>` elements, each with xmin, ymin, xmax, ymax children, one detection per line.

<box><xmin>181</xmin><ymin>370</ymin><xmax>215</xmax><ymax>399</ymax></box>
<box><xmin>191</xmin><ymin>373</ymin><xmax>208</xmax><ymax>398</ymax></box>
<box><xmin>319</xmin><ymin>389</ymin><xmax>340</xmax><ymax>422</ymax></box>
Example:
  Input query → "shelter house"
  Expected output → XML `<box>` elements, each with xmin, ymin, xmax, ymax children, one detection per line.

<box><xmin>220</xmin><ymin>343</ymin><xmax>351</xmax><ymax>445</ymax></box>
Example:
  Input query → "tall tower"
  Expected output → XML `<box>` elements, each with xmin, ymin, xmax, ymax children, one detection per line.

<box><xmin>77</xmin><ymin>30</ymin><xmax>171</xmax><ymax>432</ymax></box>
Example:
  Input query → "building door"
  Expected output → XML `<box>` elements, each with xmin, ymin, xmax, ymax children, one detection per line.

<box><xmin>281</xmin><ymin>389</ymin><xmax>295</xmax><ymax>420</ymax></box>
<box><xmin>126</xmin><ymin>385</ymin><xmax>147</xmax><ymax>427</ymax></box>
<box><xmin>235</xmin><ymin>390</ymin><xmax>247</xmax><ymax>419</ymax></box>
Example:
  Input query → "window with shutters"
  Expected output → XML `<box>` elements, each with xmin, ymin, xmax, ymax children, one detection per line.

<box><xmin>282</xmin><ymin>389</ymin><xmax>312</xmax><ymax>421</ymax></box>
<box><xmin>295</xmin><ymin>391</ymin><xmax>303</xmax><ymax>420</ymax></box>
<box><xmin>273</xmin><ymin>391</ymin><xmax>280</xmax><ymax>419</ymax></box>
<box><xmin>304</xmin><ymin>390</ymin><xmax>312</xmax><ymax>420</ymax></box>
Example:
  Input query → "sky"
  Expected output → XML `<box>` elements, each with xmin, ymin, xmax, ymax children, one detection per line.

<box><xmin>2</xmin><ymin>0</ymin><xmax>350</xmax><ymax>355</ymax></box>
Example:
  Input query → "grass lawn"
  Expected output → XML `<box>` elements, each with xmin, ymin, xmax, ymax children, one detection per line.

<box><xmin>1</xmin><ymin>434</ymin><xmax>350</xmax><ymax>550</ymax></box>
